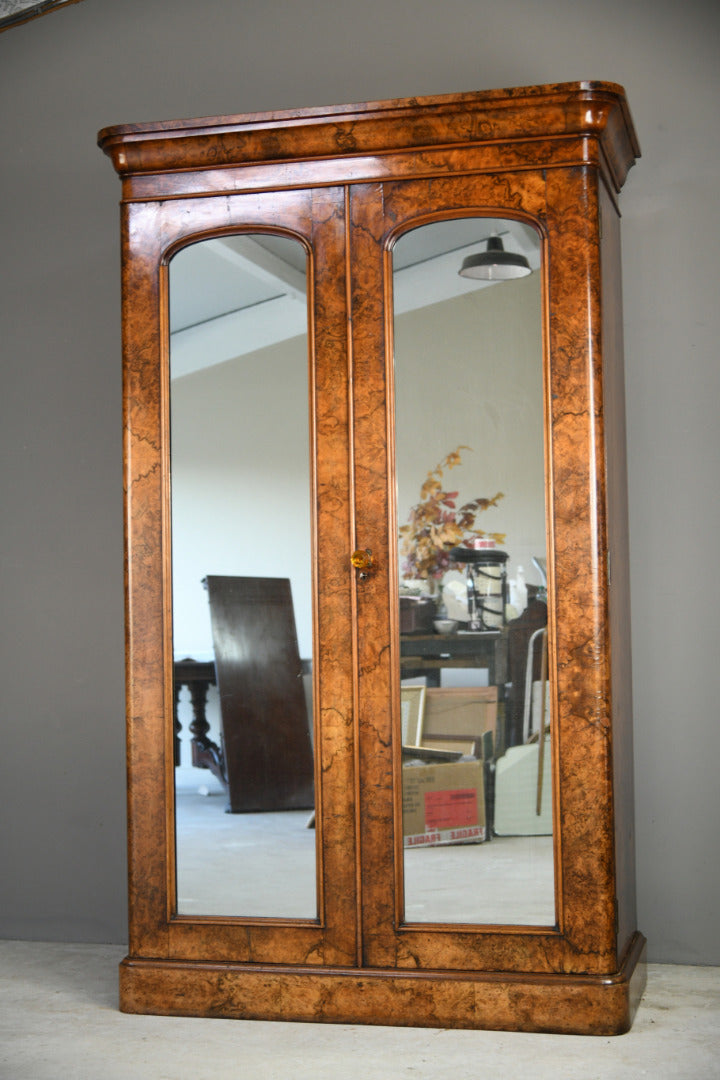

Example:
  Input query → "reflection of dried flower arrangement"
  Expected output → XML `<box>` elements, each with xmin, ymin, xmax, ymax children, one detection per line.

<box><xmin>399</xmin><ymin>446</ymin><xmax>505</xmax><ymax>581</ymax></box>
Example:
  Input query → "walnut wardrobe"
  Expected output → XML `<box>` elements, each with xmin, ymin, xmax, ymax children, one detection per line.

<box><xmin>99</xmin><ymin>81</ymin><xmax>645</xmax><ymax>1034</ymax></box>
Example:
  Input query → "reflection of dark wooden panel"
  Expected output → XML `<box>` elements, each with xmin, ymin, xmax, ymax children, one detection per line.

<box><xmin>400</xmin><ymin>632</ymin><xmax>499</xmax><ymax>687</ymax></box>
<box><xmin>205</xmin><ymin>575</ymin><xmax>314</xmax><ymax>813</ymax></box>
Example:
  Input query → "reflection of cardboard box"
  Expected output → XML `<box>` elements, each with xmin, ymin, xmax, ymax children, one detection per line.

<box><xmin>421</xmin><ymin>686</ymin><xmax>497</xmax><ymax>749</ymax></box>
<box><xmin>402</xmin><ymin>760</ymin><xmax>486</xmax><ymax>847</ymax></box>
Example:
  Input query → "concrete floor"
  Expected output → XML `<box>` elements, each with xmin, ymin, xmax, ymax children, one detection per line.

<box><xmin>1</xmin><ymin>941</ymin><xmax>718</xmax><ymax>1079</ymax></box>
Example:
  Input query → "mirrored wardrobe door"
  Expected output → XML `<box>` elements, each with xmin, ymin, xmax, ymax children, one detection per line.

<box><xmin>122</xmin><ymin>187</ymin><xmax>358</xmax><ymax>967</ymax></box>
<box><xmin>170</xmin><ymin>231</ymin><xmax>317</xmax><ymax>919</ymax></box>
<box><xmin>391</xmin><ymin>215</ymin><xmax>554</xmax><ymax>928</ymax></box>
<box><xmin>350</xmin><ymin>174</ymin><xmax>570</xmax><ymax>973</ymax></box>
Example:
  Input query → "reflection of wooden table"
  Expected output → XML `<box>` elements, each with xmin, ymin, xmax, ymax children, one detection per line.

<box><xmin>173</xmin><ymin>658</ymin><xmax>224</xmax><ymax>784</ymax></box>
<box><xmin>175</xmin><ymin>636</ymin><xmax>499</xmax><ymax>789</ymax></box>
<box><xmin>173</xmin><ymin>650</ymin><xmax>314</xmax><ymax>801</ymax></box>
<box><xmin>400</xmin><ymin>631</ymin><xmax>500</xmax><ymax>688</ymax></box>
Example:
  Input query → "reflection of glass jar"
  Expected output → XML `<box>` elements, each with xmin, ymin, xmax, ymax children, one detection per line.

<box><xmin>449</xmin><ymin>547</ymin><xmax>509</xmax><ymax>630</ymax></box>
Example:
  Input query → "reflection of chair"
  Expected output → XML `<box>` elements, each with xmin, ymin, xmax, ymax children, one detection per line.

<box><xmin>494</xmin><ymin>600</ymin><xmax>552</xmax><ymax>834</ymax></box>
<box><xmin>502</xmin><ymin>599</ymin><xmax>548</xmax><ymax>748</ymax></box>
<box><xmin>493</xmin><ymin>734</ymin><xmax>552</xmax><ymax>836</ymax></box>
<box><xmin>524</xmin><ymin>626</ymin><xmax>550</xmax><ymax>817</ymax></box>
<box><xmin>523</xmin><ymin>627</ymin><xmax>548</xmax><ymax>743</ymax></box>
<box><xmin>204</xmin><ymin>575</ymin><xmax>314</xmax><ymax>813</ymax></box>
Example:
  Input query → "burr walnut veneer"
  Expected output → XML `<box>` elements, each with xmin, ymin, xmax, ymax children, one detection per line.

<box><xmin>99</xmin><ymin>81</ymin><xmax>645</xmax><ymax>1034</ymax></box>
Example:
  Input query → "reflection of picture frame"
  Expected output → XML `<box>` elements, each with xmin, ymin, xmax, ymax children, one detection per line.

<box><xmin>420</xmin><ymin>735</ymin><xmax>479</xmax><ymax>756</ymax></box>
<box><xmin>400</xmin><ymin>685</ymin><xmax>426</xmax><ymax>746</ymax></box>
<box><xmin>422</xmin><ymin>686</ymin><xmax>497</xmax><ymax>740</ymax></box>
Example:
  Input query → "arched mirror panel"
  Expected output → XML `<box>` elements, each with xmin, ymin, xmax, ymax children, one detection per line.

<box><xmin>169</xmin><ymin>232</ymin><xmax>317</xmax><ymax>920</ymax></box>
<box><xmin>390</xmin><ymin>216</ymin><xmax>555</xmax><ymax>927</ymax></box>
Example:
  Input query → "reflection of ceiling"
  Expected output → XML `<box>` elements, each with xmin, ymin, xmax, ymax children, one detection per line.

<box><xmin>170</xmin><ymin>219</ymin><xmax>541</xmax><ymax>380</ymax></box>
<box><xmin>170</xmin><ymin>235</ymin><xmax>306</xmax><ymax>333</ymax></box>
<box><xmin>170</xmin><ymin>235</ymin><xmax>309</xmax><ymax>380</ymax></box>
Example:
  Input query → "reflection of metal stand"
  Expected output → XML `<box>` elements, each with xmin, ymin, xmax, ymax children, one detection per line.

<box><xmin>450</xmin><ymin>547</ymin><xmax>508</xmax><ymax>630</ymax></box>
<box><xmin>520</xmin><ymin>626</ymin><xmax>551</xmax><ymax>817</ymax></box>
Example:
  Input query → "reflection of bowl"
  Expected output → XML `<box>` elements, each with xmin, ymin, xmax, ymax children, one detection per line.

<box><xmin>433</xmin><ymin>618</ymin><xmax>458</xmax><ymax>634</ymax></box>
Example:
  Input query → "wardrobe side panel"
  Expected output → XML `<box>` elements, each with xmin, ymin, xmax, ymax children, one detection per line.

<box><xmin>600</xmin><ymin>181</ymin><xmax>638</xmax><ymax>965</ymax></box>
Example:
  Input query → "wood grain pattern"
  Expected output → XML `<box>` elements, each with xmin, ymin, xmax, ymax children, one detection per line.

<box><xmin>98</xmin><ymin>81</ymin><xmax>638</xmax><ymax>192</ymax></box>
<box><xmin>543</xmin><ymin>166</ymin><xmax>624</xmax><ymax>968</ymax></box>
<box><xmin>100</xmin><ymin>82</ymin><xmax>644</xmax><ymax>1032</ymax></box>
<box><xmin>119</xmin><ymin>932</ymin><xmax>646</xmax><ymax>1034</ymax></box>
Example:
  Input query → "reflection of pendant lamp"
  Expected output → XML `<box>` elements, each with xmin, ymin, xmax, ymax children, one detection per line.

<box><xmin>459</xmin><ymin>235</ymin><xmax>531</xmax><ymax>281</ymax></box>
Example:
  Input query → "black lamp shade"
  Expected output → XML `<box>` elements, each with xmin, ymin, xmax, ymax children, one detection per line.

<box><xmin>459</xmin><ymin>235</ymin><xmax>531</xmax><ymax>280</ymax></box>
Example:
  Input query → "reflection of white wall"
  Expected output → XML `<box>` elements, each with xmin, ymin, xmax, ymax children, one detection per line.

<box><xmin>170</xmin><ymin>269</ymin><xmax>545</xmax><ymax>670</ymax></box>
<box><xmin>394</xmin><ymin>271</ymin><xmax>545</xmax><ymax>591</ymax></box>
<box><xmin>170</xmin><ymin>333</ymin><xmax>312</xmax><ymax>659</ymax></box>
<box><xmin>171</xmin><ymin>334</ymin><xmax>312</xmax><ymax>791</ymax></box>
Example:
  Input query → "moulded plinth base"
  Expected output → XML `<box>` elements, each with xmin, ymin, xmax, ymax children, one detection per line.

<box><xmin>119</xmin><ymin>931</ymin><xmax>646</xmax><ymax>1035</ymax></box>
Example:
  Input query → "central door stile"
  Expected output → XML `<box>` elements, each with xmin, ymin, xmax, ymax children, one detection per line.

<box><xmin>344</xmin><ymin>184</ymin><xmax>366</xmax><ymax>972</ymax></box>
<box><xmin>348</xmin><ymin>184</ymin><xmax>402</xmax><ymax>969</ymax></box>
<box><xmin>308</xmin><ymin>185</ymin><xmax>360</xmax><ymax>968</ymax></box>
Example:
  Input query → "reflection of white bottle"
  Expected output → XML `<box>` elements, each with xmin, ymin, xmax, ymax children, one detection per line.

<box><xmin>514</xmin><ymin>566</ymin><xmax>528</xmax><ymax>613</ymax></box>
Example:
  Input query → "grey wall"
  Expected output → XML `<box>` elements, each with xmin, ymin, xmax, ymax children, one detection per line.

<box><xmin>1</xmin><ymin>0</ymin><xmax>718</xmax><ymax>964</ymax></box>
